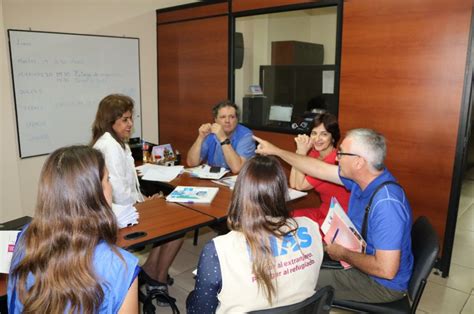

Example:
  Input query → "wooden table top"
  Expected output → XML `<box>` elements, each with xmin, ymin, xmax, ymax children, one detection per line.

<box><xmin>168</xmin><ymin>172</ymin><xmax>321</xmax><ymax>220</ymax></box>
<box><xmin>117</xmin><ymin>197</ymin><xmax>214</xmax><ymax>249</ymax></box>
<box><xmin>169</xmin><ymin>173</ymin><xmax>233</xmax><ymax>220</ymax></box>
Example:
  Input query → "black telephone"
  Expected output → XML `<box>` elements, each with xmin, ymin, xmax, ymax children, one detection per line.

<box><xmin>209</xmin><ymin>166</ymin><xmax>221</xmax><ymax>173</ymax></box>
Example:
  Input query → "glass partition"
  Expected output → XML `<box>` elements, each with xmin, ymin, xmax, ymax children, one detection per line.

<box><xmin>233</xmin><ymin>5</ymin><xmax>340</xmax><ymax>134</ymax></box>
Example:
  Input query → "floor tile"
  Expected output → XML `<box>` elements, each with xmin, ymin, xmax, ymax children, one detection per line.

<box><xmin>457</xmin><ymin>204</ymin><xmax>474</xmax><ymax>232</ymax></box>
<box><xmin>461</xmin><ymin>294</ymin><xmax>474</xmax><ymax>314</ymax></box>
<box><xmin>174</xmin><ymin>268</ymin><xmax>197</xmax><ymax>293</ymax></box>
<box><xmin>168</xmin><ymin>247</ymin><xmax>200</xmax><ymax>277</ymax></box>
<box><xmin>455</xmin><ymin>229</ymin><xmax>474</xmax><ymax>248</ymax></box>
<box><xmin>465</xmin><ymin>167</ymin><xmax>474</xmax><ymax>180</ymax></box>
<box><xmin>428</xmin><ymin>264</ymin><xmax>474</xmax><ymax>294</ymax></box>
<box><xmin>181</xmin><ymin>227</ymin><xmax>217</xmax><ymax>256</ymax></box>
<box><xmin>451</xmin><ymin>230</ymin><xmax>474</xmax><ymax>269</ymax></box>
<box><xmin>460</xmin><ymin>180</ymin><xmax>474</xmax><ymax>198</ymax></box>
<box><xmin>458</xmin><ymin>195</ymin><xmax>474</xmax><ymax>218</ymax></box>
<box><xmin>417</xmin><ymin>281</ymin><xmax>470</xmax><ymax>313</ymax></box>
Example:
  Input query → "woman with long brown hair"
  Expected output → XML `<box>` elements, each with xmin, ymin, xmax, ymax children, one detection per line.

<box><xmin>187</xmin><ymin>155</ymin><xmax>323</xmax><ymax>313</ymax></box>
<box><xmin>8</xmin><ymin>145</ymin><xmax>138</xmax><ymax>313</ymax></box>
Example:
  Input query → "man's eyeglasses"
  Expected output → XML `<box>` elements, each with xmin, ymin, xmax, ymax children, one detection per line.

<box><xmin>336</xmin><ymin>150</ymin><xmax>360</xmax><ymax>158</ymax></box>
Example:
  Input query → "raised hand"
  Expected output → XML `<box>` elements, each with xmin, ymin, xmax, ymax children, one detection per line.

<box><xmin>254</xmin><ymin>135</ymin><xmax>281</xmax><ymax>156</ymax></box>
<box><xmin>210</xmin><ymin>123</ymin><xmax>226</xmax><ymax>142</ymax></box>
<box><xmin>198</xmin><ymin>123</ymin><xmax>212</xmax><ymax>138</ymax></box>
<box><xmin>294</xmin><ymin>134</ymin><xmax>313</xmax><ymax>155</ymax></box>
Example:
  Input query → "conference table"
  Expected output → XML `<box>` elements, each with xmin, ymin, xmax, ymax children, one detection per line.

<box><xmin>122</xmin><ymin>170</ymin><xmax>321</xmax><ymax>241</ymax></box>
<box><xmin>118</xmin><ymin>171</ymin><xmax>321</xmax><ymax>248</ymax></box>
<box><xmin>1</xmin><ymin>171</ymin><xmax>321</xmax><ymax>305</ymax></box>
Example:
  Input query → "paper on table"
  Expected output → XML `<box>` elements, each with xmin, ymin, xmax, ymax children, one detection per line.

<box><xmin>0</xmin><ymin>230</ymin><xmax>20</xmax><ymax>273</ymax></box>
<box><xmin>211</xmin><ymin>178</ymin><xmax>309</xmax><ymax>202</ymax></box>
<box><xmin>112</xmin><ymin>203</ymin><xmax>139</xmax><ymax>228</ymax></box>
<box><xmin>212</xmin><ymin>175</ymin><xmax>238</xmax><ymax>189</ymax></box>
<box><xmin>186</xmin><ymin>165</ymin><xmax>229</xmax><ymax>180</ymax></box>
<box><xmin>137</xmin><ymin>164</ymin><xmax>184</xmax><ymax>182</ymax></box>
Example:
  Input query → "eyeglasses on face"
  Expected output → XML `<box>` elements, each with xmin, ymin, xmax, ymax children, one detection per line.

<box><xmin>336</xmin><ymin>150</ymin><xmax>360</xmax><ymax>158</ymax></box>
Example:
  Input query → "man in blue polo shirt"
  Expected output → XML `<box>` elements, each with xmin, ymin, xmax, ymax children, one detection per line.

<box><xmin>254</xmin><ymin>128</ymin><xmax>413</xmax><ymax>303</ymax></box>
<box><xmin>187</xmin><ymin>100</ymin><xmax>255</xmax><ymax>174</ymax></box>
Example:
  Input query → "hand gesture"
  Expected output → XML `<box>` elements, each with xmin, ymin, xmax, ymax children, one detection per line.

<box><xmin>198</xmin><ymin>123</ymin><xmax>212</xmax><ymax>139</ymax></box>
<box><xmin>254</xmin><ymin>136</ymin><xmax>280</xmax><ymax>156</ymax></box>
<box><xmin>294</xmin><ymin>134</ymin><xmax>313</xmax><ymax>155</ymax></box>
<box><xmin>210</xmin><ymin>123</ymin><xmax>226</xmax><ymax>142</ymax></box>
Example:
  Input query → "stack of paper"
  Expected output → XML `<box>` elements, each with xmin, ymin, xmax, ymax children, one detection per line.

<box><xmin>186</xmin><ymin>165</ymin><xmax>229</xmax><ymax>179</ymax></box>
<box><xmin>0</xmin><ymin>230</ymin><xmax>20</xmax><ymax>273</ymax></box>
<box><xmin>136</xmin><ymin>164</ymin><xmax>184</xmax><ymax>182</ymax></box>
<box><xmin>166</xmin><ymin>186</ymin><xmax>219</xmax><ymax>203</ymax></box>
<box><xmin>112</xmin><ymin>203</ymin><xmax>139</xmax><ymax>228</ymax></box>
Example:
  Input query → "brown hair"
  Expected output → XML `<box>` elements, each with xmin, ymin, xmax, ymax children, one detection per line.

<box><xmin>212</xmin><ymin>100</ymin><xmax>239</xmax><ymax>119</ymax></box>
<box><xmin>307</xmin><ymin>112</ymin><xmax>341</xmax><ymax>145</ymax></box>
<box><xmin>227</xmin><ymin>155</ymin><xmax>297</xmax><ymax>304</ymax></box>
<box><xmin>11</xmin><ymin>145</ymin><xmax>119</xmax><ymax>314</ymax></box>
<box><xmin>91</xmin><ymin>94</ymin><xmax>134</xmax><ymax>148</ymax></box>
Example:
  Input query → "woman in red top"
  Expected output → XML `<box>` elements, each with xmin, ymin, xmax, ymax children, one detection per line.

<box><xmin>290</xmin><ymin>113</ymin><xmax>350</xmax><ymax>227</ymax></box>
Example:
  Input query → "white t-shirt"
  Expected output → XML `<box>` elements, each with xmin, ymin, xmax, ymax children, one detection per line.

<box><xmin>93</xmin><ymin>132</ymin><xmax>143</xmax><ymax>205</ymax></box>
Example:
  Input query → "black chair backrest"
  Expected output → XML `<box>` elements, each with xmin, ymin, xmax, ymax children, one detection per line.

<box><xmin>139</xmin><ymin>179</ymin><xmax>175</xmax><ymax>197</ymax></box>
<box><xmin>408</xmin><ymin>216</ymin><xmax>439</xmax><ymax>303</ymax></box>
<box><xmin>248</xmin><ymin>285</ymin><xmax>334</xmax><ymax>314</ymax></box>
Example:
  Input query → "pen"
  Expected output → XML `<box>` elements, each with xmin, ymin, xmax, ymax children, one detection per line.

<box><xmin>331</xmin><ymin>228</ymin><xmax>339</xmax><ymax>243</ymax></box>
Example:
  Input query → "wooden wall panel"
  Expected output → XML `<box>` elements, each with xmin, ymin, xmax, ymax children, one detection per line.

<box><xmin>232</xmin><ymin>0</ymin><xmax>319</xmax><ymax>12</ymax></box>
<box><xmin>338</xmin><ymin>0</ymin><xmax>472</xmax><ymax>247</ymax></box>
<box><xmin>157</xmin><ymin>2</ymin><xmax>228</xmax><ymax>24</ymax></box>
<box><xmin>158</xmin><ymin>16</ymin><xmax>228</xmax><ymax>158</ymax></box>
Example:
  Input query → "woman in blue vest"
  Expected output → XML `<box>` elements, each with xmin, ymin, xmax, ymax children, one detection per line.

<box><xmin>8</xmin><ymin>146</ymin><xmax>138</xmax><ymax>313</ymax></box>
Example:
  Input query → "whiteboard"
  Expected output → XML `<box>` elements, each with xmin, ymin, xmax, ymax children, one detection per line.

<box><xmin>8</xmin><ymin>30</ymin><xmax>142</xmax><ymax>158</ymax></box>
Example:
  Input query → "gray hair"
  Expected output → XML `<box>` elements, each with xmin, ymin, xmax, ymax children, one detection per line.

<box><xmin>212</xmin><ymin>100</ymin><xmax>239</xmax><ymax>119</ymax></box>
<box><xmin>346</xmin><ymin>128</ymin><xmax>386</xmax><ymax>171</ymax></box>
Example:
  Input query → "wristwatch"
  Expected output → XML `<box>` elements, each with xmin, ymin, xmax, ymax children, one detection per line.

<box><xmin>220</xmin><ymin>138</ymin><xmax>231</xmax><ymax>146</ymax></box>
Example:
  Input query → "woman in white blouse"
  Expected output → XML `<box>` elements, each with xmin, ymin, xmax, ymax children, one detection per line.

<box><xmin>91</xmin><ymin>94</ymin><xmax>183</xmax><ymax>305</ymax></box>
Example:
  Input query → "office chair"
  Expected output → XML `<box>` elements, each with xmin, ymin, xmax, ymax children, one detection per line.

<box><xmin>332</xmin><ymin>216</ymin><xmax>440</xmax><ymax>314</ymax></box>
<box><xmin>248</xmin><ymin>285</ymin><xmax>334</xmax><ymax>314</ymax></box>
